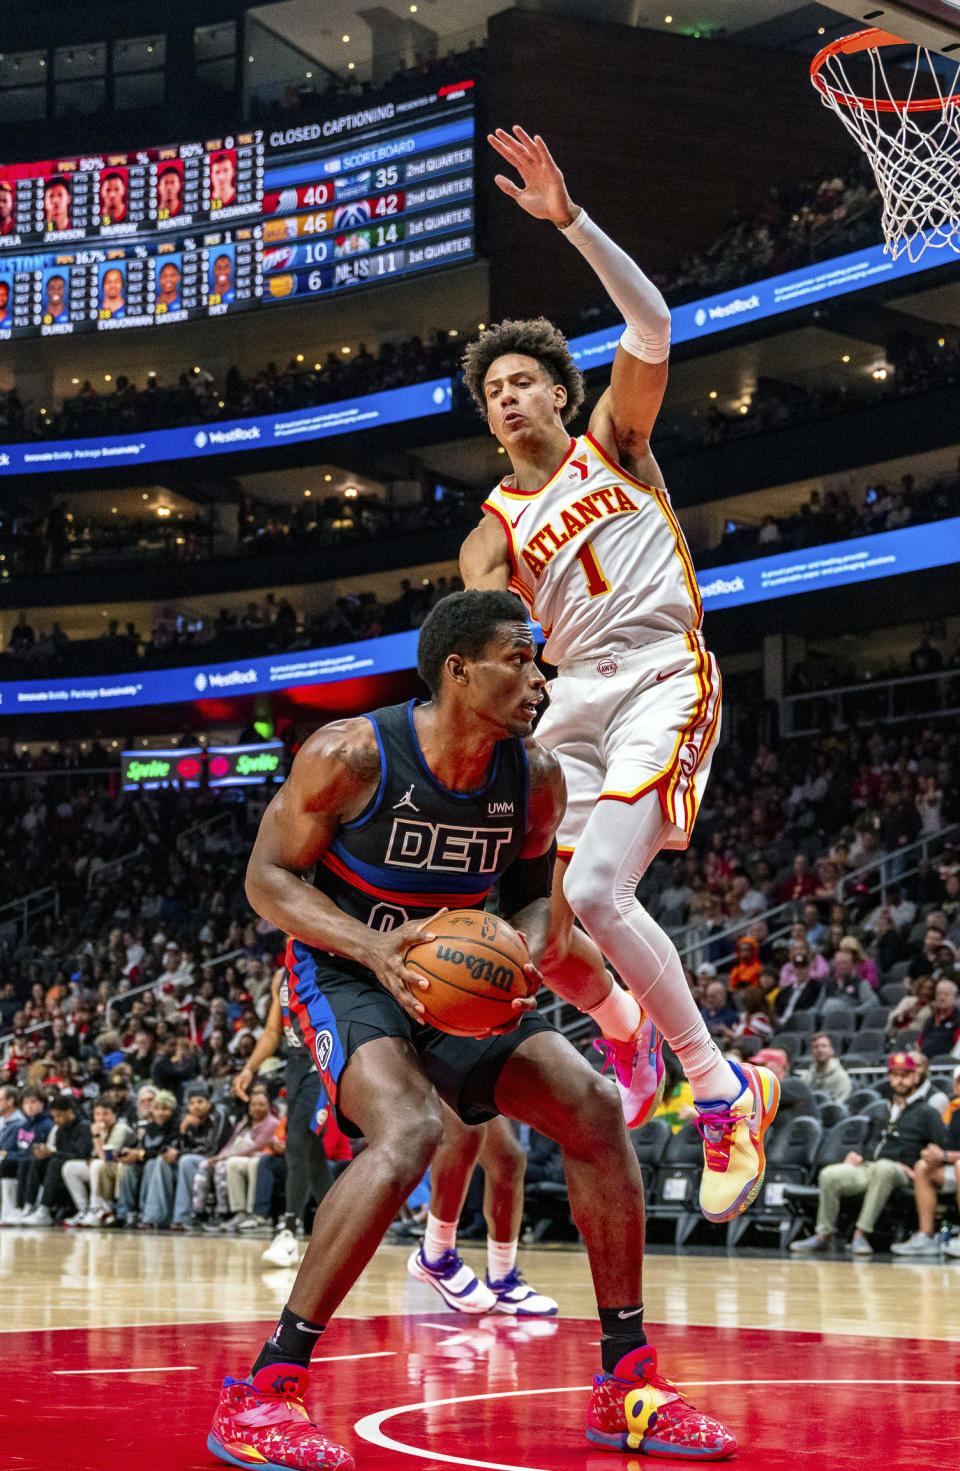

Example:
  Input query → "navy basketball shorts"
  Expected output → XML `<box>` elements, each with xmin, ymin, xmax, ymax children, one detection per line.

<box><xmin>285</xmin><ymin>938</ymin><xmax>555</xmax><ymax>1137</ymax></box>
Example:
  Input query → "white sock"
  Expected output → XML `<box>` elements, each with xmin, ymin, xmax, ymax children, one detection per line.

<box><xmin>423</xmin><ymin>1212</ymin><xmax>458</xmax><ymax>1263</ymax></box>
<box><xmin>563</xmin><ymin>791</ymin><xmax>740</xmax><ymax>1105</ymax></box>
<box><xmin>587</xmin><ymin>983</ymin><xmax>642</xmax><ymax>1043</ymax></box>
<box><xmin>487</xmin><ymin>1237</ymin><xmax>518</xmax><ymax>1282</ymax></box>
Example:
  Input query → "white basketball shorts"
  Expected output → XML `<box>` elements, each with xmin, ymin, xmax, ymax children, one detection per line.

<box><xmin>534</xmin><ymin>629</ymin><xmax>722</xmax><ymax>858</ymax></box>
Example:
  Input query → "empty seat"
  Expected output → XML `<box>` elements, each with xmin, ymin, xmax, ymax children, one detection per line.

<box><xmin>858</xmin><ymin>1004</ymin><xmax>891</xmax><ymax>1032</ymax></box>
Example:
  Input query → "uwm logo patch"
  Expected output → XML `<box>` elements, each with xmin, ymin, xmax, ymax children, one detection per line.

<box><xmin>385</xmin><ymin>817</ymin><xmax>513</xmax><ymax>873</ymax></box>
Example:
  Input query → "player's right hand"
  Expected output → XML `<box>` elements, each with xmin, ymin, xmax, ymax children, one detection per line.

<box><xmin>233</xmin><ymin>1066</ymin><xmax>254</xmax><ymax>1101</ymax></box>
<box><xmin>368</xmin><ymin>908</ymin><xmax>447</xmax><ymax>1025</ymax></box>
<box><xmin>487</xmin><ymin>127</ymin><xmax>578</xmax><ymax>227</ymax></box>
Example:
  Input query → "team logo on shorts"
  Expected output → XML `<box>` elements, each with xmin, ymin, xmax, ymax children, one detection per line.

<box><xmin>678</xmin><ymin>741</ymin><xmax>700</xmax><ymax>778</ymax></box>
<box><xmin>596</xmin><ymin>657</ymin><xmax>618</xmax><ymax>677</ymax></box>
<box><xmin>314</xmin><ymin>1029</ymin><xmax>334</xmax><ymax>1071</ymax></box>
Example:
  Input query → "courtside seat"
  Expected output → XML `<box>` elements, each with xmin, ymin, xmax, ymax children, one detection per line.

<box><xmin>647</xmin><ymin>1122</ymin><xmax>707</xmax><ymax>1246</ymax></box>
<box><xmin>782</xmin><ymin>1114</ymin><xmax>872</xmax><ymax>1244</ymax></box>
<box><xmin>726</xmin><ymin>1114</ymin><xmax>823</xmax><ymax>1248</ymax></box>
<box><xmin>850</xmin><ymin>1029</ymin><xmax>886</xmax><ymax>1062</ymax></box>
<box><xmin>631</xmin><ymin>1117</ymin><xmax>672</xmax><ymax>1204</ymax></box>
<box><xmin>817</xmin><ymin>1100</ymin><xmax>849</xmax><ymax>1129</ymax></box>
<box><xmin>846</xmin><ymin>1087</ymin><xmax>883</xmax><ymax>1113</ymax></box>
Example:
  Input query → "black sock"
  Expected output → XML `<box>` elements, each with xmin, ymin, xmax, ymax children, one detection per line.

<box><xmin>599</xmin><ymin>1303</ymin><xmax>646</xmax><ymax>1375</ymax></box>
<box><xmin>251</xmin><ymin>1305</ymin><xmax>326</xmax><ymax>1375</ymax></box>
<box><xmin>283</xmin><ymin>1212</ymin><xmax>297</xmax><ymax>1234</ymax></box>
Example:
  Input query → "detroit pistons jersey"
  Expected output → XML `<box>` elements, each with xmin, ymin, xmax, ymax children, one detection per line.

<box><xmin>311</xmin><ymin>699</ymin><xmax>529</xmax><ymax>938</ymax></box>
<box><xmin>482</xmin><ymin>432</ymin><xmax>702</xmax><ymax>667</ymax></box>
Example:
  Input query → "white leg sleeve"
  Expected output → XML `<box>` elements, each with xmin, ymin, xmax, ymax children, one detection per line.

<box><xmin>563</xmin><ymin>790</ymin><xmax>738</xmax><ymax>1103</ymax></box>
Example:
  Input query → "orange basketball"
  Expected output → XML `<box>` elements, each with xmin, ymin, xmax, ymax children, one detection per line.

<box><xmin>403</xmin><ymin>910</ymin><xmax>534</xmax><ymax>1037</ymax></box>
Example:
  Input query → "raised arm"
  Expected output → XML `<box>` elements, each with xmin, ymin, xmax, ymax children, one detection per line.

<box><xmin>489</xmin><ymin>125</ymin><xmax>669</xmax><ymax>484</ymax></box>
<box><xmin>245</xmin><ymin>719</ymin><xmax>442</xmax><ymax>1022</ymax></box>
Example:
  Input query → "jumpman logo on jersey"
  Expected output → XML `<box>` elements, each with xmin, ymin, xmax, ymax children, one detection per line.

<box><xmin>392</xmin><ymin>784</ymin><xmax>420</xmax><ymax>812</ymax></box>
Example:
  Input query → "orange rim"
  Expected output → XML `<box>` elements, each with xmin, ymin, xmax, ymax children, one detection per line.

<box><xmin>810</xmin><ymin>26</ymin><xmax>960</xmax><ymax>113</ymax></box>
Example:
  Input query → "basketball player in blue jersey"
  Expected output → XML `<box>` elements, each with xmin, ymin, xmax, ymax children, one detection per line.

<box><xmin>460</xmin><ymin>127</ymin><xmax>779</xmax><ymax>1227</ymax></box>
<box><xmin>208</xmin><ymin>590</ymin><xmax>735</xmax><ymax>1469</ymax></box>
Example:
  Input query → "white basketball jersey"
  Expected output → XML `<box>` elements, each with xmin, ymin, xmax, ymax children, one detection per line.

<box><xmin>482</xmin><ymin>432</ymin><xmax>702</xmax><ymax>667</ymax></box>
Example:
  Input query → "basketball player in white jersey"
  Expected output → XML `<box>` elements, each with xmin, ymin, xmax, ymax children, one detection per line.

<box><xmin>460</xmin><ymin>127</ymin><xmax>779</xmax><ymax>1223</ymax></box>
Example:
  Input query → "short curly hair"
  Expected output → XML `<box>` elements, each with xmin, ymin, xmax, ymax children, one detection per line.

<box><xmin>417</xmin><ymin>589</ymin><xmax>528</xmax><ymax>696</ymax></box>
<box><xmin>461</xmin><ymin>317</ymin><xmax>585</xmax><ymax>425</ymax></box>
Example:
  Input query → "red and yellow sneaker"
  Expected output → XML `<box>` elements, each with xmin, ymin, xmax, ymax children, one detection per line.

<box><xmin>208</xmin><ymin>1362</ymin><xmax>354</xmax><ymax>1470</ymax></box>
<box><xmin>696</xmin><ymin>1061</ymin><xmax>780</xmax><ymax>1223</ymax></box>
<box><xmin>586</xmin><ymin>1345</ymin><xmax>736</xmax><ymax>1459</ymax></box>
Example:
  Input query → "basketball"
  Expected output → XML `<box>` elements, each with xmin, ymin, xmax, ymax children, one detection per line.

<box><xmin>403</xmin><ymin>910</ymin><xmax>534</xmax><ymax>1036</ymax></box>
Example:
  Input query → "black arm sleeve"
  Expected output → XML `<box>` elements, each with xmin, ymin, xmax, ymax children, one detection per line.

<box><xmin>498</xmin><ymin>842</ymin><xmax>557</xmax><ymax>918</ymax></box>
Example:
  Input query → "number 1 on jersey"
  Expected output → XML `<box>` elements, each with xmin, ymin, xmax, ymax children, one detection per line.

<box><xmin>574</xmin><ymin>540</ymin><xmax>611</xmax><ymax>597</ymax></box>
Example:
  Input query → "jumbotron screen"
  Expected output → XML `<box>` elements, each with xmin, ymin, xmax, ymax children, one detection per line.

<box><xmin>0</xmin><ymin>80</ymin><xmax>476</xmax><ymax>339</ymax></box>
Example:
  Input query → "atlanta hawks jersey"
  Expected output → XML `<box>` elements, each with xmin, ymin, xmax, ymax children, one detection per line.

<box><xmin>312</xmin><ymin>699</ymin><xmax>529</xmax><ymax>941</ymax></box>
<box><xmin>482</xmin><ymin>432</ymin><xmax>702</xmax><ymax>668</ymax></box>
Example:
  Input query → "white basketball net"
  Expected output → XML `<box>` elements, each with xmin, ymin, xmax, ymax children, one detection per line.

<box><xmin>813</xmin><ymin>40</ymin><xmax>960</xmax><ymax>261</ymax></box>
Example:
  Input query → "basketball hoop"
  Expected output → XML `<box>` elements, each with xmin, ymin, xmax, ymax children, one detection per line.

<box><xmin>811</xmin><ymin>27</ymin><xmax>960</xmax><ymax>261</ymax></box>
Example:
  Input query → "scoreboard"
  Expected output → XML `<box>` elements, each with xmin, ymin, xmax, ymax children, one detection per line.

<box><xmin>0</xmin><ymin>81</ymin><xmax>476</xmax><ymax>340</ymax></box>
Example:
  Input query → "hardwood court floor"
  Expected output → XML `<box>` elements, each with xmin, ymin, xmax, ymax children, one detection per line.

<box><xmin>2</xmin><ymin>1228</ymin><xmax>958</xmax><ymax>1470</ymax></box>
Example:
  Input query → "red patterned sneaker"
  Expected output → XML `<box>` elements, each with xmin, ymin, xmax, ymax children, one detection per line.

<box><xmin>586</xmin><ymin>1345</ymin><xmax>736</xmax><ymax>1459</ymax></box>
<box><xmin>208</xmin><ymin>1362</ymin><xmax>354</xmax><ymax>1469</ymax></box>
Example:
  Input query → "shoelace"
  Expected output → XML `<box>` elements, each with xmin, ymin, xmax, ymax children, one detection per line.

<box><xmin>593</xmin><ymin>1037</ymin><xmax>637</xmax><ymax>1084</ymax></box>
<box><xmin>694</xmin><ymin>1109</ymin><xmax>737</xmax><ymax>1170</ymax></box>
<box><xmin>489</xmin><ymin>1265</ymin><xmax>525</xmax><ymax>1292</ymax></box>
<box><xmin>422</xmin><ymin>1247</ymin><xmax>464</xmax><ymax>1279</ymax></box>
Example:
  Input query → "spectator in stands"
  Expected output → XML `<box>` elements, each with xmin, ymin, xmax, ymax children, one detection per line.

<box><xmin>0</xmin><ymin>1085</ymin><xmax>26</xmax><ymax>1222</ymax></box>
<box><xmin>779</xmin><ymin>942</ymin><xmax>828</xmax><ymax>991</ymax></box>
<box><xmin>863</xmin><ymin>885</ymin><xmax>916</xmax><ymax>939</ymax></box>
<box><xmin>790</xmin><ymin>1052</ymin><xmax>946</xmax><ymax>1255</ymax></box>
<box><xmin>150</xmin><ymin>1031</ymin><xmax>202</xmax><ymax>1100</ymax></box>
<box><xmin>0</xmin><ymin>1084</ymin><xmax>51</xmax><ymax>1222</ymax></box>
<box><xmin>885</xmin><ymin>975</ymin><xmax>935</xmax><ymax>1038</ymax></box>
<box><xmin>917</xmin><ymin>979</ymin><xmax>960</xmax><ymax>1058</ymax></box>
<box><xmin>21</xmin><ymin>1092</ymin><xmax>92</xmax><ymax>1226</ymax></box>
<box><xmin>728</xmin><ymin>935</ymin><xmax>762</xmax><ymax>992</ymax></box>
<box><xmin>799</xmin><ymin>1033</ymin><xmax>852</xmax><ymax>1102</ymax></box>
<box><xmin>892</xmin><ymin>1063</ymin><xmax>960</xmax><ymax>1256</ymax></box>
<box><xmin>115</xmin><ymin>1088</ymin><xmax>180</xmax><ymax>1228</ymax></box>
<box><xmin>838</xmin><ymin>935</ymin><xmax>878</xmax><ymax>992</ymax></box>
<box><xmin>193</xmin><ymin>1082</ymin><xmax>279</xmax><ymax>1230</ymax></box>
<box><xmin>699</xmin><ymin>979</ymin><xmax>738</xmax><ymax>1039</ymax></box>
<box><xmin>728</xmin><ymin>985</ymin><xmax>774</xmax><ymax>1045</ymax></box>
<box><xmin>777</xmin><ymin>853</ymin><xmax>819</xmax><ymax>906</ymax></box>
<box><xmin>803</xmin><ymin>902</ymin><xmax>826</xmax><ymax>951</ymax></box>
<box><xmin>828</xmin><ymin>947</ymin><xmax>873</xmax><ymax>1008</ymax></box>
<box><xmin>78</xmin><ymin>1094</ymin><xmax>136</xmax><ymax>1225</ymax></box>
<box><xmin>170</xmin><ymin>1082</ymin><xmax>231</xmax><ymax>1231</ymax></box>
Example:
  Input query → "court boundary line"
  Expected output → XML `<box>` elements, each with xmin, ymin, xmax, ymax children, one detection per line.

<box><xmin>354</xmin><ymin>1380</ymin><xmax>960</xmax><ymax>1471</ymax></box>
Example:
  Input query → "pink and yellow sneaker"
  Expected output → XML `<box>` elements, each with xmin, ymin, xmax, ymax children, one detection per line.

<box><xmin>594</xmin><ymin>1014</ymin><xmax>666</xmax><ymax>1129</ymax></box>
<box><xmin>208</xmin><ymin>1362</ymin><xmax>354</xmax><ymax>1470</ymax></box>
<box><xmin>586</xmin><ymin>1345</ymin><xmax>736</xmax><ymax>1459</ymax></box>
<box><xmin>696</xmin><ymin>1061</ymin><xmax>780</xmax><ymax>1223</ymax></box>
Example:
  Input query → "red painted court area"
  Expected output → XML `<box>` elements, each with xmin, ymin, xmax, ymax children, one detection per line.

<box><xmin>7</xmin><ymin>1315</ymin><xmax>957</xmax><ymax>1470</ymax></box>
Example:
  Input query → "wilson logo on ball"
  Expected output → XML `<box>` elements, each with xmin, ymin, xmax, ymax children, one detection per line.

<box><xmin>435</xmin><ymin>947</ymin><xmax>516</xmax><ymax>992</ymax></box>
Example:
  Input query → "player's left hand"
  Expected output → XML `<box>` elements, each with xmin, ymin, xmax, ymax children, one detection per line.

<box><xmin>487</xmin><ymin>127</ymin><xmax>579</xmax><ymax>227</ymax></box>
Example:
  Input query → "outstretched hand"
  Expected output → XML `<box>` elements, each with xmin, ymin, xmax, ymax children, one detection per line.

<box><xmin>487</xmin><ymin>126</ymin><xmax>578</xmax><ymax>227</ymax></box>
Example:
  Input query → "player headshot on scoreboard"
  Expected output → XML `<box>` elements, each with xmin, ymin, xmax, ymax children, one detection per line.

<box><xmin>157</xmin><ymin>162</ymin><xmax>184</xmax><ymax>219</ymax></box>
<box><xmin>155</xmin><ymin>256</ymin><xmax>182</xmax><ymax>312</ymax></box>
<box><xmin>99</xmin><ymin>264</ymin><xmax>126</xmax><ymax>319</ymax></box>
<box><xmin>0</xmin><ymin>279</ymin><xmax>10</xmax><ymax>327</ymax></box>
<box><xmin>99</xmin><ymin>168</ymin><xmax>128</xmax><ymax>225</ymax></box>
<box><xmin>42</xmin><ymin>269</ymin><xmax>69</xmax><ymax>322</ymax></box>
<box><xmin>209</xmin><ymin>248</ymin><xmax>235</xmax><ymax>304</ymax></box>
<box><xmin>335</xmin><ymin>229</ymin><xmax>372</xmax><ymax>257</ymax></box>
<box><xmin>0</xmin><ymin>180</ymin><xmax>14</xmax><ymax>237</ymax></box>
<box><xmin>209</xmin><ymin>149</ymin><xmax>237</xmax><ymax>209</ymax></box>
<box><xmin>44</xmin><ymin>175</ymin><xmax>72</xmax><ymax>232</ymax></box>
